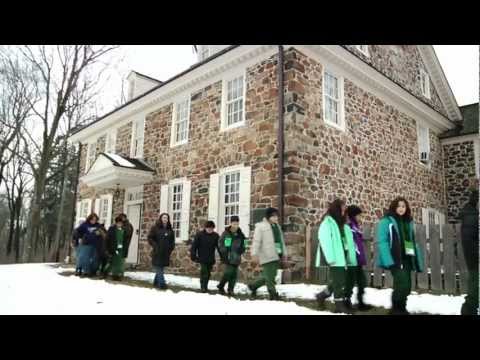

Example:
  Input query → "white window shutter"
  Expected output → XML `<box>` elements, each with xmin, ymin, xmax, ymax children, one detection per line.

<box><xmin>160</xmin><ymin>185</ymin><xmax>169</xmax><ymax>215</ymax></box>
<box><xmin>106</xmin><ymin>194</ymin><xmax>113</xmax><ymax>228</ymax></box>
<box><xmin>238</xmin><ymin>166</ymin><xmax>252</xmax><ymax>237</ymax></box>
<box><xmin>208</xmin><ymin>173</ymin><xmax>220</xmax><ymax>228</ymax></box>
<box><xmin>75</xmin><ymin>201</ymin><xmax>81</xmax><ymax>227</ymax></box>
<box><xmin>180</xmin><ymin>179</ymin><xmax>191</xmax><ymax>242</ymax></box>
<box><xmin>94</xmin><ymin>199</ymin><xmax>101</xmax><ymax>215</ymax></box>
<box><xmin>86</xmin><ymin>199</ymin><xmax>93</xmax><ymax>216</ymax></box>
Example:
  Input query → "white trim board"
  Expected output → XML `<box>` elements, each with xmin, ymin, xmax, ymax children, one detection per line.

<box><xmin>440</xmin><ymin>133</ymin><xmax>479</xmax><ymax>145</ymax></box>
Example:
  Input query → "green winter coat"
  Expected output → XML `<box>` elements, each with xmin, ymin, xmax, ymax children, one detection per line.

<box><xmin>375</xmin><ymin>216</ymin><xmax>424</xmax><ymax>272</ymax></box>
<box><xmin>315</xmin><ymin>216</ymin><xmax>357</xmax><ymax>268</ymax></box>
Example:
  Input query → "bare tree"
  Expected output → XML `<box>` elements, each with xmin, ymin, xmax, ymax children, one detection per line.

<box><xmin>16</xmin><ymin>45</ymin><xmax>119</xmax><ymax>262</ymax></box>
<box><xmin>0</xmin><ymin>49</ymin><xmax>39</xmax><ymax>188</ymax></box>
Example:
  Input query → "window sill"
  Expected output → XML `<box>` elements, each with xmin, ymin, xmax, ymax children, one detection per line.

<box><xmin>220</xmin><ymin>121</ymin><xmax>247</xmax><ymax>133</ymax></box>
<box><xmin>170</xmin><ymin>140</ymin><xmax>189</xmax><ymax>148</ymax></box>
<box><xmin>324</xmin><ymin>120</ymin><xmax>346</xmax><ymax>132</ymax></box>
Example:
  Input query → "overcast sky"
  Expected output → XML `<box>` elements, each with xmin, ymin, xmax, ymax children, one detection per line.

<box><xmin>103</xmin><ymin>45</ymin><xmax>478</xmax><ymax>113</ymax></box>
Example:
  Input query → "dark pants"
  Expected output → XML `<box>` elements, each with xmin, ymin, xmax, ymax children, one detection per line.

<box><xmin>249</xmin><ymin>261</ymin><xmax>279</xmax><ymax>296</ymax></box>
<box><xmin>345</xmin><ymin>266</ymin><xmax>367</xmax><ymax>302</ymax></box>
<box><xmin>97</xmin><ymin>255</ymin><xmax>110</xmax><ymax>276</ymax></box>
<box><xmin>390</xmin><ymin>261</ymin><xmax>413</xmax><ymax>309</ymax></box>
<box><xmin>153</xmin><ymin>266</ymin><xmax>166</xmax><ymax>287</ymax></box>
<box><xmin>219</xmin><ymin>264</ymin><xmax>239</xmax><ymax>292</ymax></box>
<box><xmin>200</xmin><ymin>263</ymin><xmax>213</xmax><ymax>290</ymax></box>
<box><xmin>326</xmin><ymin>267</ymin><xmax>355</xmax><ymax>300</ymax></box>
<box><xmin>461</xmin><ymin>269</ymin><xmax>479</xmax><ymax>315</ymax></box>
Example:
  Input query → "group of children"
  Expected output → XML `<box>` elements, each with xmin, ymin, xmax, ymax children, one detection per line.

<box><xmin>73</xmin><ymin>213</ymin><xmax>133</xmax><ymax>280</ymax></box>
<box><xmin>72</xmin><ymin>197</ymin><xmax>426</xmax><ymax>315</ymax></box>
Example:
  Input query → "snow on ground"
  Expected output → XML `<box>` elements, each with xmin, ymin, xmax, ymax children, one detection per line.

<box><xmin>0</xmin><ymin>264</ymin><xmax>330</xmax><ymax>315</ymax></box>
<box><xmin>124</xmin><ymin>271</ymin><xmax>465</xmax><ymax>315</ymax></box>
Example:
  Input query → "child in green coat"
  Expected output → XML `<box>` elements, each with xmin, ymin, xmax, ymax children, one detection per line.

<box><xmin>376</xmin><ymin>197</ymin><xmax>424</xmax><ymax>315</ymax></box>
<box><xmin>315</xmin><ymin>199</ymin><xmax>358</xmax><ymax>314</ymax></box>
<box><xmin>106</xmin><ymin>216</ymin><xmax>130</xmax><ymax>281</ymax></box>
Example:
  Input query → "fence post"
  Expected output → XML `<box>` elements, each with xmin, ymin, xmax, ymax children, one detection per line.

<box><xmin>416</xmin><ymin>224</ymin><xmax>429</xmax><ymax>290</ymax></box>
<box><xmin>305</xmin><ymin>223</ymin><xmax>311</xmax><ymax>281</ymax></box>
<box><xmin>429</xmin><ymin>224</ymin><xmax>442</xmax><ymax>291</ymax></box>
<box><xmin>363</xmin><ymin>225</ymin><xmax>373</xmax><ymax>287</ymax></box>
<box><xmin>443</xmin><ymin>224</ymin><xmax>457</xmax><ymax>294</ymax></box>
<box><xmin>456</xmin><ymin>224</ymin><xmax>469</xmax><ymax>294</ymax></box>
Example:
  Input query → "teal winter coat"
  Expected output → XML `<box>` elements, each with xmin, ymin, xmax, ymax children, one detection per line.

<box><xmin>375</xmin><ymin>216</ymin><xmax>424</xmax><ymax>272</ymax></box>
<box><xmin>315</xmin><ymin>216</ymin><xmax>357</xmax><ymax>268</ymax></box>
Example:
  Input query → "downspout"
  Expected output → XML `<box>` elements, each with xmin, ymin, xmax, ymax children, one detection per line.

<box><xmin>67</xmin><ymin>142</ymin><xmax>83</xmax><ymax>262</ymax></box>
<box><xmin>277</xmin><ymin>45</ymin><xmax>285</xmax><ymax>227</ymax></box>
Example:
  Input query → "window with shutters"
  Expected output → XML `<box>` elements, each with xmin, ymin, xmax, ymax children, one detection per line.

<box><xmin>131</xmin><ymin>118</ymin><xmax>145</xmax><ymax>158</ymax></box>
<box><xmin>420</xmin><ymin>69</ymin><xmax>431</xmax><ymax>99</ymax></box>
<box><xmin>86</xmin><ymin>142</ymin><xmax>97</xmax><ymax>171</ymax></box>
<box><xmin>355</xmin><ymin>45</ymin><xmax>369</xmax><ymax>57</ymax></box>
<box><xmin>170</xmin><ymin>183</ymin><xmax>183</xmax><ymax>239</ymax></box>
<box><xmin>98</xmin><ymin>195</ymin><xmax>112</xmax><ymax>227</ymax></box>
<box><xmin>171</xmin><ymin>98</ymin><xmax>190</xmax><ymax>147</ymax></box>
<box><xmin>221</xmin><ymin>72</ymin><xmax>246</xmax><ymax>131</ymax></box>
<box><xmin>323</xmin><ymin>69</ymin><xmax>345</xmax><ymax>131</ymax></box>
<box><xmin>81</xmin><ymin>200</ymin><xmax>90</xmax><ymax>218</ymax></box>
<box><xmin>105</xmin><ymin>132</ymin><xmax>116</xmax><ymax>154</ymax></box>
<box><xmin>208</xmin><ymin>165</ymin><xmax>251</xmax><ymax>235</ymax></box>
<box><xmin>222</xmin><ymin>171</ymin><xmax>240</xmax><ymax>228</ymax></box>
<box><xmin>417</xmin><ymin>122</ymin><xmax>430</xmax><ymax>165</ymax></box>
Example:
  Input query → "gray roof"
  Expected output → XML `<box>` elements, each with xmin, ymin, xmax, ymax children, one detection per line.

<box><xmin>440</xmin><ymin>103</ymin><xmax>478</xmax><ymax>139</ymax></box>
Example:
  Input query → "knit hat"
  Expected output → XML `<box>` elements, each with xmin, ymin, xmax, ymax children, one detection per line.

<box><xmin>347</xmin><ymin>205</ymin><xmax>362</xmax><ymax>219</ymax></box>
<box><xmin>265</xmin><ymin>207</ymin><xmax>279</xmax><ymax>220</ymax></box>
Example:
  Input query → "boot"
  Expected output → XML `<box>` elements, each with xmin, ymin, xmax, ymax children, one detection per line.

<box><xmin>200</xmin><ymin>279</ymin><xmax>208</xmax><ymax>293</ymax></box>
<box><xmin>389</xmin><ymin>300</ymin><xmax>405</xmax><ymax>315</ymax></box>
<box><xmin>356</xmin><ymin>298</ymin><xmax>373</xmax><ymax>311</ymax></box>
<box><xmin>315</xmin><ymin>290</ymin><xmax>330</xmax><ymax>310</ymax></box>
<box><xmin>399</xmin><ymin>300</ymin><xmax>410</xmax><ymax>315</ymax></box>
<box><xmin>227</xmin><ymin>289</ymin><xmax>235</xmax><ymax>297</ymax></box>
<box><xmin>268</xmin><ymin>290</ymin><xmax>281</xmax><ymax>301</ymax></box>
<box><xmin>217</xmin><ymin>280</ymin><xmax>227</xmax><ymax>295</ymax></box>
<box><xmin>344</xmin><ymin>298</ymin><xmax>354</xmax><ymax>312</ymax></box>
<box><xmin>334</xmin><ymin>299</ymin><xmax>354</xmax><ymax>314</ymax></box>
<box><xmin>247</xmin><ymin>284</ymin><xmax>257</xmax><ymax>299</ymax></box>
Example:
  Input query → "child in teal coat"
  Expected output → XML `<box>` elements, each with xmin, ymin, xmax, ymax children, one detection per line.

<box><xmin>376</xmin><ymin>197</ymin><xmax>424</xmax><ymax>315</ymax></box>
<box><xmin>315</xmin><ymin>199</ymin><xmax>358</xmax><ymax>314</ymax></box>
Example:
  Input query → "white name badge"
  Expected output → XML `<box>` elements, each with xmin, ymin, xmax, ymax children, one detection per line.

<box><xmin>118</xmin><ymin>244</ymin><xmax>123</xmax><ymax>249</ymax></box>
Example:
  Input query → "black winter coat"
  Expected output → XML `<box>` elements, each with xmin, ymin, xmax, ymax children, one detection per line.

<box><xmin>148</xmin><ymin>224</ymin><xmax>175</xmax><ymax>267</ymax></box>
<box><xmin>106</xmin><ymin>225</ymin><xmax>131</xmax><ymax>258</ymax></box>
<box><xmin>459</xmin><ymin>190</ymin><xmax>479</xmax><ymax>271</ymax></box>
<box><xmin>218</xmin><ymin>227</ymin><xmax>246</xmax><ymax>266</ymax></box>
<box><xmin>190</xmin><ymin>230</ymin><xmax>220</xmax><ymax>265</ymax></box>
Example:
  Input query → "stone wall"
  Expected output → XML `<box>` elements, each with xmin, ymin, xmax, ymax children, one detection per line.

<box><xmin>139</xmin><ymin>51</ymin><xmax>284</xmax><ymax>278</ymax></box>
<box><xmin>443</xmin><ymin>140</ymin><xmax>477</xmax><ymax>223</ymax></box>
<box><xmin>280</xmin><ymin>48</ymin><xmax>448</xmax><ymax>276</ymax></box>
<box><xmin>344</xmin><ymin>45</ymin><xmax>448</xmax><ymax>118</ymax></box>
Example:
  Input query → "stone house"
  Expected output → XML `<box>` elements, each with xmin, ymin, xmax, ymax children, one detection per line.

<box><xmin>68</xmin><ymin>45</ymin><xmax>468</xmax><ymax>281</ymax></box>
<box><xmin>440</xmin><ymin>103</ymin><xmax>479</xmax><ymax>223</ymax></box>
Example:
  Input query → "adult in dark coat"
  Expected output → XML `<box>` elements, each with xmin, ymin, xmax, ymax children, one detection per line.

<box><xmin>74</xmin><ymin>213</ymin><xmax>103</xmax><ymax>277</ymax></box>
<box><xmin>119</xmin><ymin>213</ymin><xmax>134</xmax><ymax>257</ymax></box>
<box><xmin>147</xmin><ymin>213</ymin><xmax>175</xmax><ymax>289</ymax></box>
<box><xmin>191</xmin><ymin>221</ymin><xmax>220</xmax><ymax>293</ymax></box>
<box><xmin>459</xmin><ymin>189</ymin><xmax>479</xmax><ymax>315</ymax></box>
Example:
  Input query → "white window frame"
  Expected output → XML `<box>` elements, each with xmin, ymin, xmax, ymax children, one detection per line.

<box><xmin>170</xmin><ymin>96</ymin><xmax>191</xmax><ymax>147</ymax></box>
<box><xmin>85</xmin><ymin>142</ymin><xmax>97</xmax><ymax>171</ymax></box>
<box><xmin>208</xmin><ymin>164</ymin><xmax>251</xmax><ymax>235</ymax></box>
<box><xmin>76</xmin><ymin>199</ymin><xmax>92</xmax><ymax>226</ymax></box>
<box><xmin>130</xmin><ymin>117</ymin><xmax>145</xmax><ymax>158</ymax></box>
<box><xmin>322</xmin><ymin>68</ymin><xmax>345</xmax><ymax>132</ymax></box>
<box><xmin>105</xmin><ymin>131</ymin><xmax>117</xmax><ymax>154</ymax></box>
<box><xmin>422</xmin><ymin>208</ymin><xmax>446</xmax><ymax>240</ymax></box>
<box><xmin>420</xmin><ymin>69</ymin><xmax>431</xmax><ymax>99</ymax></box>
<box><xmin>159</xmin><ymin>178</ymin><xmax>191</xmax><ymax>243</ymax></box>
<box><xmin>355</xmin><ymin>45</ymin><xmax>370</xmax><ymax>57</ymax></box>
<box><xmin>221</xmin><ymin>70</ymin><xmax>247</xmax><ymax>132</ymax></box>
<box><xmin>170</xmin><ymin>180</ymin><xmax>184</xmax><ymax>241</ymax></box>
<box><xmin>98</xmin><ymin>194</ymin><xmax>113</xmax><ymax>228</ymax></box>
<box><xmin>417</xmin><ymin>121</ymin><xmax>431</xmax><ymax>168</ymax></box>
<box><xmin>221</xmin><ymin>169</ymin><xmax>241</xmax><ymax>230</ymax></box>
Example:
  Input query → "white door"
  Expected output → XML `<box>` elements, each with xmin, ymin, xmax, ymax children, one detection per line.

<box><xmin>126</xmin><ymin>204</ymin><xmax>141</xmax><ymax>264</ymax></box>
